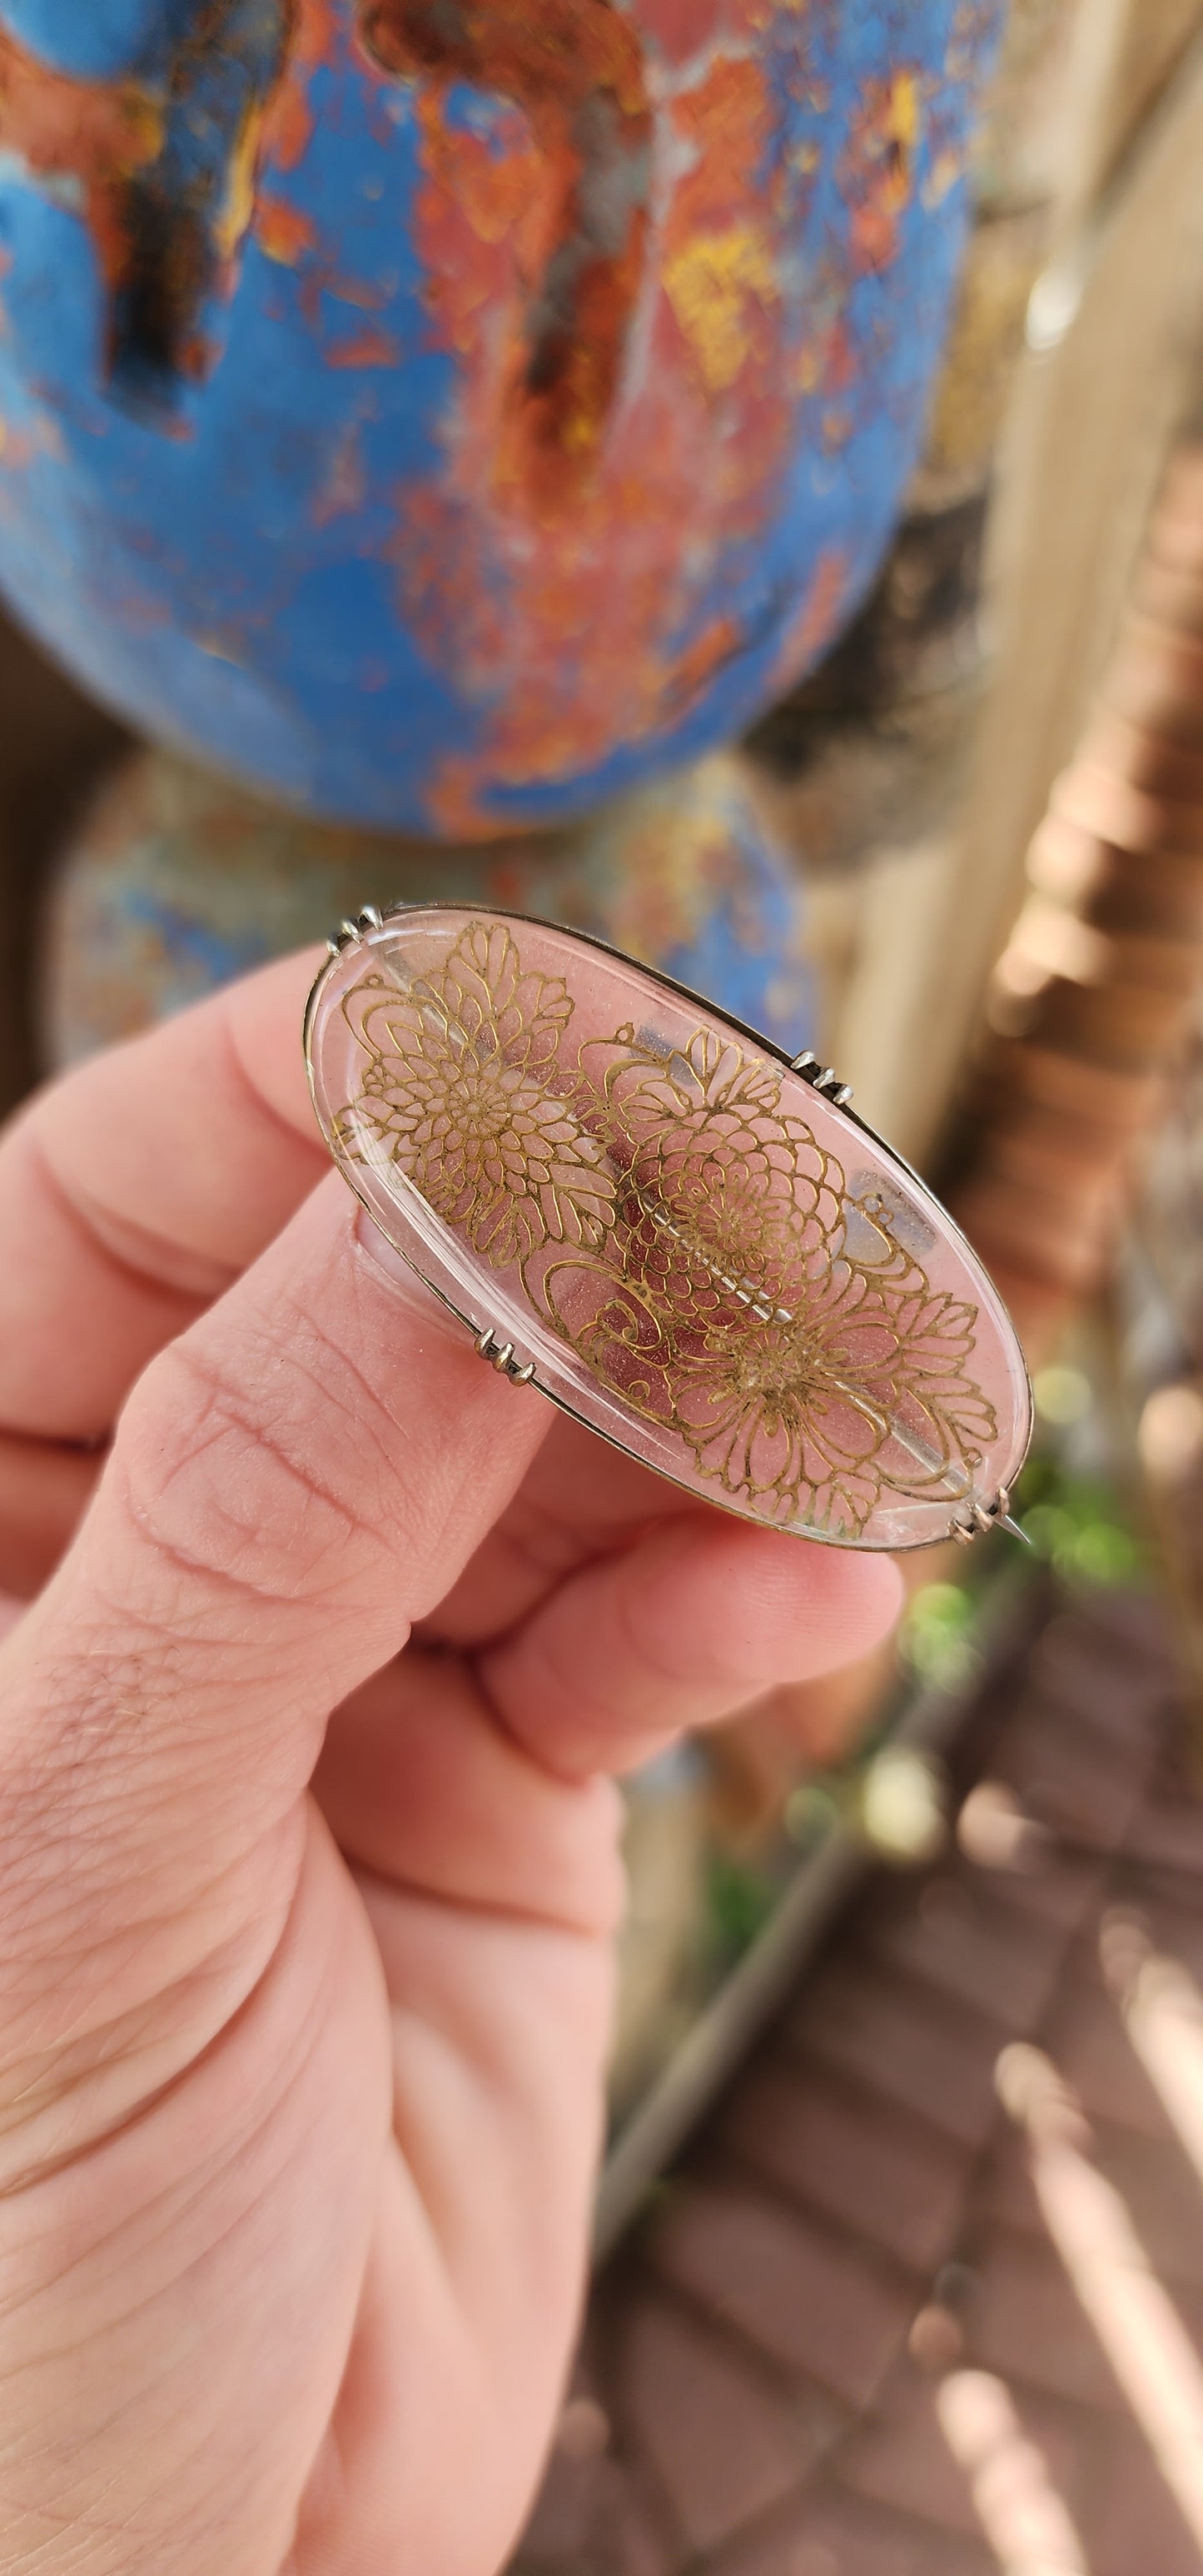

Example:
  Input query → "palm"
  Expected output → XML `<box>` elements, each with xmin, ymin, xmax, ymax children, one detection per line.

<box><xmin>174</xmin><ymin>1434</ymin><xmax>667</xmax><ymax>2576</ymax></box>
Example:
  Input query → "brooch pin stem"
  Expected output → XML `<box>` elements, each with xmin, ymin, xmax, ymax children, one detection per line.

<box><xmin>952</xmin><ymin>1489</ymin><xmax>1031</xmax><ymax>1549</ymax></box>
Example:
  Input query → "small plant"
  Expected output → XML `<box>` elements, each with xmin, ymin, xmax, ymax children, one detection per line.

<box><xmin>1013</xmin><ymin>1454</ymin><xmax>1145</xmax><ymax>1586</ymax></box>
<box><xmin>704</xmin><ymin>1855</ymin><xmax>778</xmax><ymax>1964</ymax></box>
<box><xmin>902</xmin><ymin>1581</ymin><xmax>983</xmax><ymax>1689</ymax></box>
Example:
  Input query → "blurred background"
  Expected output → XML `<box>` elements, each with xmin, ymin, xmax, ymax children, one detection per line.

<box><xmin>5</xmin><ymin>0</ymin><xmax>1203</xmax><ymax>2567</ymax></box>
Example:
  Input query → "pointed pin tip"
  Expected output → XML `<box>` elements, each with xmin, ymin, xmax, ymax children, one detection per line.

<box><xmin>999</xmin><ymin>1514</ymin><xmax>1034</xmax><ymax>1549</ymax></box>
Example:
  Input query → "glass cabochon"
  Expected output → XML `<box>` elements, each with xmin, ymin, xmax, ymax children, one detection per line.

<box><xmin>306</xmin><ymin>908</ymin><xmax>1031</xmax><ymax>1551</ymax></box>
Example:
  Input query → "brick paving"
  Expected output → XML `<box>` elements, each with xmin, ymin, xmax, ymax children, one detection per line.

<box><xmin>512</xmin><ymin>1584</ymin><xmax>1203</xmax><ymax>2575</ymax></box>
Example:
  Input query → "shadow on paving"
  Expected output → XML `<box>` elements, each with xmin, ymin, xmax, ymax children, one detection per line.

<box><xmin>513</xmin><ymin>1584</ymin><xmax>1203</xmax><ymax>2576</ymax></box>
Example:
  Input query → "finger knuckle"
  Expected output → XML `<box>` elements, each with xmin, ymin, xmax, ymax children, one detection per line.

<box><xmin>117</xmin><ymin>1331</ymin><xmax>396</xmax><ymax>1612</ymax></box>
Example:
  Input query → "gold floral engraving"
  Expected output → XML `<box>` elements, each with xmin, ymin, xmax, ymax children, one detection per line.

<box><xmin>336</xmin><ymin>922</ymin><xmax>997</xmax><ymax>1538</ymax></box>
<box><xmin>337</xmin><ymin>922</ymin><xmax>616</xmax><ymax>1266</ymax></box>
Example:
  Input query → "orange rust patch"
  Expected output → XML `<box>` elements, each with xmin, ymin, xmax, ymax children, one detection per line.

<box><xmin>0</xmin><ymin>28</ymin><xmax>162</xmax><ymax>186</ymax></box>
<box><xmin>0</xmin><ymin>25</ymin><xmax>162</xmax><ymax>326</ymax></box>
<box><xmin>360</xmin><ymin>0</ymin><xmax>652</xmax><ymax>503</ymax></box>
<box><xmin>261</xmin><ymin>0</ymin><xmax>341</xmax><ymax>172</ymax></box>
<box><xmin>769</xmin><ymin>545</ymin><xmax>850</xmax><ymax>694</ymax></box>
<box><xmin>324</xmin><ymin>322</ymin><xmax>400</xmax><ymax>367</ymax></box>
<box><xmin>661</xmin><ymin>615</ymin><xmax>744</xmax><ymax>718</ymax></box>
<box><xmin>636</xmin><ymin>0</ymin><xmax>733</xmax><ymax>62</ymax></box>
<box><xmin>390</xmin><ymin>31</ymin><xmax>799</xmax><ymax>833</ymax></box>
<box><xmin>0</xmin><ymin>7</ymin><xmax>292</xmax><ymax>399</ymax></box>
<box><xmin>256</xmin><ymin>191</ymin><xmax>316</xmax><ymax>264</ymax></box>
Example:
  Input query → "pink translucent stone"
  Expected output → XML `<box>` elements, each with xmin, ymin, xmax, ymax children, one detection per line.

<box><xmin>306</xmin><ymin>908</ymin><xmax>1032</xmax><ymax>1552</ymax></box>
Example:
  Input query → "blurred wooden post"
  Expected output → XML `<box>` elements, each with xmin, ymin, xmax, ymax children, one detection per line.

<box><xmin>0</xmin><ymin>619</ymin><xmax>120</xmax><ymax>1117</ymax></box>
<box><xmin>852</xmin><ymin>0</ymin><xmax>1203</xmax><ymax>1163</ymax></box>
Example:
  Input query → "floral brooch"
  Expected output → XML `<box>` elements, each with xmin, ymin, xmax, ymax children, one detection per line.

<box><xmin>306</xmin><ymin>906</ymin><xmax>1032</xmax><ymax>1553</ymax></box>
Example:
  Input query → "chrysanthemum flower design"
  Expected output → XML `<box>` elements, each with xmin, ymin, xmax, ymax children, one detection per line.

<box><xmin>667</xmin><ymin>1258</ymin><xmax>999</xmax><ymax>1536</ymax></box>
<box><xmin>588</xmin><ymin>1027</ymin><xmax>843</xmax><ymax>1306</ymax></box>
<box><xmin>338</xmin><ymin>922</ymin><xmax>616</xmax><ymax>1267</ymax></box>
<box><xmin>674</xmin><ymin>1304</ymin><xmax>896</xmax><ymax>1537</ymax></box>
<box><xmin>874</xmin><ymin>1285</ymin><xmax>1000</xmax><ymax>1493</ymax></box>
<box><xmin>572</xmin><ymin>1027</ymin><xmax>998</xmax><ymax>1536</ymax></box>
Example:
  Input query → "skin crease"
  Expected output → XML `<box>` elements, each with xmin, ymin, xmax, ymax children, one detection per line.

<box><xmin>0</xmin><ymin>949</ymin><xmax>902</xmax><ymax>2575</ymax></box>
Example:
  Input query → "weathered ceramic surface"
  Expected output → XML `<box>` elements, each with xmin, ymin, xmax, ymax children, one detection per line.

<box><xmin>307</xmin><ymin>907</ymin><xmax>1031</xmax><ymax>1547</ymax></box>
<box><xmin>0</xmin><ymin>1</ymin><xmax>1000</xmax><ymax>836</ymax></box>
<box><xmin>45</xmin><ymin>743</ymin><xmax>816</xmax><ymax>1060</ymax></box>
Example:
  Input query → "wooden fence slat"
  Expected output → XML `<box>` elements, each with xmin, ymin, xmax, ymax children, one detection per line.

<box><xmin>838</xmin><ymin>0</ymin><xmax>1203</xmax><ymax>1162</ymax></box>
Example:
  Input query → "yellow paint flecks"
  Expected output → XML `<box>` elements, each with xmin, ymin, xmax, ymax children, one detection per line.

<box><xmin>923</xmin><ymin>148</ymin><xmax>964</xmax><ymax>210</ymax></box>
<box><xmin>215</xmin><ymin>105</ymin><xmax>263</xmax><ymax>261</ymax></box>
<box><xmin>664</xmin><ymin>224</ymin><xmax>778</xmax><ymax>394</ymax></box>
<box><xmin>889</xmin><ymin>70</ymin><xmax>922</xmax><ymax>157</ymax></box>
<box><xmin>119</xmin><ymin>89</ymin><xmax>165</xmax><ymax>176</ymax></box>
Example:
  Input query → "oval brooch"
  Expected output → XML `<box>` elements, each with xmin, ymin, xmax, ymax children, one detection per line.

<box><xmin>306</xmin><ymin>906</ymin><xmax>1032</xmax><ymax>1553</ymax></box>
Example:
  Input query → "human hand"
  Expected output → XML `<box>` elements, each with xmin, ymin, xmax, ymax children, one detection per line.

<box><xmin>0</xmin><ymin>953</ymin><xmax>902</xmax><ymax>2574</ymax></box>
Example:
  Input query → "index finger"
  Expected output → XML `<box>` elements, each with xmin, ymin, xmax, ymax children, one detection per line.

<box><xmin>0</xmin><ymin>948</ymin><xmax>327</xmax><ymax>1441</ymax></box>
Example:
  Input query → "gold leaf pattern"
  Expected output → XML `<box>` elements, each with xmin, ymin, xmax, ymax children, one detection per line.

<box><xmin>337</xmin><ymin>922</ymin><xmax>997</xmax><ymax>1537</ymax></box>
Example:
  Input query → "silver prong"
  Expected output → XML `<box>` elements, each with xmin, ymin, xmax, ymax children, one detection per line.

<box><xmin>790</xmin><ymin>1050</ymin><xmax>820</xmax><ymax>1075</ymax></box>
<box><xmin>340</xmin><ymin>918</ymin><xmax>362</xmax><ymax>945</ymax></box>
<box><xmin>475</xmin><ymin>1323</ymin><xmax>536</xmax><ymax>1386</ymax></box>
<box><xmin>326</xmin><ymin>936</ymin><xmax>342</xmax><ymax>957</ymax></box>
<box><xmin>951</xmin><ymin>1519</ymin><xmax>977</xmax><ymax>1547</ymax></box>
<box><xmin>358</xmin><ymin>905</ymin><xmax>384</xmax><ymax>932</ymax></box>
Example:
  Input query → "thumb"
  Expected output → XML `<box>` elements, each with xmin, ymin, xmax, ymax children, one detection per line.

<box><xmin>0</xmin><ymin>1179</ymin><xmax>549</xmax><ymax>2172</ymax></box>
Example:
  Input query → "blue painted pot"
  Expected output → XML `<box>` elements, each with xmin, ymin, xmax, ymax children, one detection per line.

<box><xmin>0</xmin><ymin>1</ymin><xmax>999</xmax><ymax>837</ymax></box>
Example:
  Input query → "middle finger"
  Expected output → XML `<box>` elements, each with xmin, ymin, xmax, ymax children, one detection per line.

<box><xmin>416</xmin><ymin>1415</ymin><xmax>710</xmax><ymax>1648</ymax></box>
